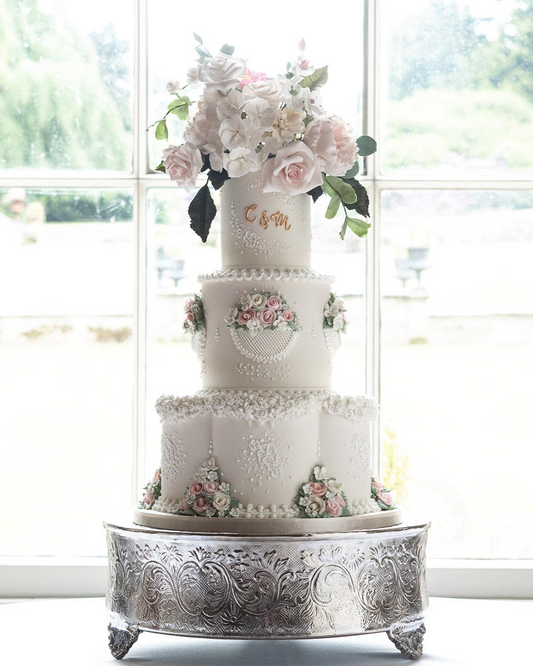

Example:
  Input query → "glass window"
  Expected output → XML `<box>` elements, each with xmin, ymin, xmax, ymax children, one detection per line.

<box><xmin>381</xmin><ymin>0</ymin><xmax>533</xmax><ymax>176</ymax></box>
<box><xmin>0</xmin><ymin>187</ymin><xmax>134</xmax><ymax>556</ymax></box>
<box><xmin>0</xmin><ymin>1</ymin><xmax>133</xmax><ymax>172</ymax></box>
<box><xmin>380</xmin><ymin>188</ymin><xmax>533</xmax><ymax>558</ymax></box>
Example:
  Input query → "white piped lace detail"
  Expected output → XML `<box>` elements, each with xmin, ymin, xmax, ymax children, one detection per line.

<box><xmin>155</xmin><ymin>390</ymin><xmax>379</xmax><ymax>425</ymax></box>
<box><xmin>230</xmin><ymin>327</ymin><xmax>298</xmax><ymax>364</ymax></box>
<box><xmin>235</xmin><ymin>362</ymin><xmax>294</xmax><ymax>381</ymax></box>
<box><xmin>239</xmin><ymin>431</ymin><xmax>289</xmax><ymax>486</ymax></box>
<box><xmin>161</xmin><ymin>432</ymin><xmax>188</xmax><ymax>483</ymax></box>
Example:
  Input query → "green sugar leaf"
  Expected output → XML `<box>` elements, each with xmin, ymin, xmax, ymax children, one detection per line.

<box><xmin>300</xmin><ymin>65</ymin><xmax>329</xmax><ymax>92</ymax></box>
<box><xmin>155</xmin><ymin>120</ymin><xmax>168</xmax><ymax>141</ymax></box>
<box><xmin>189</xmin><ymin>183</ymin><xmax>217</xmax><ymax>243</ymax></box>
<box><xmin>220</xmin><ymin>44</ymin><xmax>235</xmax><ymax>56</ymax></box>
<box><xmin>356</xmin><ymin>135</ymin><xmax>377</xmax><ymax>157</ymax></box>
<box><xmin>325</xmin><ymin>196</ymin><xmax>341</xmax><ymax>219</ymax></box>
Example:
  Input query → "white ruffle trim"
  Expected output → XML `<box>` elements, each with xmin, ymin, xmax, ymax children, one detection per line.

<box><xmin>156</xmin><ymin>389</ymin><xmax>379</xmax><ymax>425</ymax></box>
<box><xmin>198</xmin><ymin>268</ymin><xmax>333</xmax><ymax>283</ymax></box>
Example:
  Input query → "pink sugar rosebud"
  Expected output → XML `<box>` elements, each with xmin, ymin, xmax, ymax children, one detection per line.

<box><xmin>298</xmin><ymin>38</ymin><xmax>306</xmax><ymax>51</ymax></box>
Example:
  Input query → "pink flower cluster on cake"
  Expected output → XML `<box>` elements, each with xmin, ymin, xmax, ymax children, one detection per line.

<box><xmin>139</xmin><ymin>468</ymin><xmax>161</xmax><ymax>510</ymax></box>
<box><xmin>296</xmin><ymin>465</ymin><xmax>351</xmax><ymax>518</ymax></box>
<box><xmin>323</xmin><ymin>293</ymin><xmax>349</xmax><ymax>333</ymax></box>
<box><xmin>152</xmin><ymin>37</ymin><xmax>377</xmax><ymax>242</ymax></box>
<box><xmin>177</xmin><ymin>458</ymin><xmax>239</xmax><ymax>518</ymax></box>
<box><xmin>226</xmin><ymin>291</ymin><xmax>300</xmax><ymax>336</ymax></box>
<box><xmin>183</xmin><ymin>294</ymin><xmax>206</xmax><ymax>333</ymax></box>
<box><xmin>371</xmin><ymin>477</ymin><xmax>396</xmax><ymax>511</ymax></box>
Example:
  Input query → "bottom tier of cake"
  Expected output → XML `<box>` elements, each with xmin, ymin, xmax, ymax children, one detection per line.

<box><xmin>137</xmin><ymin>389</ymin><xmax>399</xmax><ymax>525</ymax></box>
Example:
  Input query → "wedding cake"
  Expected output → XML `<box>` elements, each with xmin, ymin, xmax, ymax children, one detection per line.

<box><xmin>135</xmin><ymin>39</ymin><xmax>400</xmax><ymax>532</ymax></box>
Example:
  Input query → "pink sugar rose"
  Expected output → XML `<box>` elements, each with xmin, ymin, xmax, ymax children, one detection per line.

<box><xmin>267</xmin><ymin>295</ymin><xmax>282</xmax><ymax>311</ymax></box>
<box><xmin>179</xmin><ymin>497</ymin><xmax>190</xmax><ymax>511</ymax></box>
<box><xmin>203</xmin><ymin>481</ymin><xmax>219</xmax><ymax>495</ymax></box>
<box><xmin>193</xmin><ymin>496</ymin><xmax>211</xmax><ymax>514</ymax></box>
<box><xmin>142</xmin><ymin>490</ymin><xmax>154</xmax><ymax>506</ymax></box>
<box><xmin>238</xmin><ymin>68</ymin><xmax>269</xmax><ymax>90</ymax></box>
<box><xmin>377</xmin><ymin>491</ymin><xmax>393</xmax><ymax>507</ymax></box>
<box><xmin>336</xmin><ymin>493</ymin><xmax>346</xmax><ymax>507</ymax></box>
<box><xmin>282</xmin><ymin>308</ymin><xmax>294</xmax><ymax>322</ymax></box>
<box><xmin>189</xmin><ymin>481</ymin><xmax>204</xmax><ymax>495</ymax></box>
<box><xmin>303</xmin><ymin>116</ymin><xmax>358</xmax><ymax>177</ymax></box>
<box><xmin>372</xmin><ymin>480</ymin><xmax>383</xmax><ymax>493</ymax></box>
<box><xmin>258</xmin><ymin>307</ymin><xmax>277</xmax><ymax>327</ymax></box>
<box><xmin>262</xmin><ymin>142</ymin><xmax>323</xmax><ymax>196</ymax></box>
<box><xmin>162</xmin><ymin>142</ymin><xmax>203</xmax><ymax>192</ymax></box>
<box><xmin>309</xmin><ymin>482</ymin><xmax>327</xmax><ymax>496</ymax></box>
<box><xmin>237</xmin><ymin>309</ymin><xmax>256</xmax><ymax>326</ymax></box>
<box><xmin>325</xmin><ymin>499</ymin><xmax>343</xmax><ymax>517</ymax></box>
<box><xmin>185</xmin><ymin>312</ymin><xmax>196</xmax><ymax>327</ymax></box>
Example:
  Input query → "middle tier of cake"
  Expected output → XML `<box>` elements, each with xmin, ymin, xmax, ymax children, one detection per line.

<box><xmin>196</xmin><ymin>268</ymin><xmax>340</xmax><ymax>389</ymax></box>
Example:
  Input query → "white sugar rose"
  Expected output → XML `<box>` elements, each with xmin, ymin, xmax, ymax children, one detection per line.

<box><xmin>242</xmin><ymin>79</ymin><xmax>281</xmax><ymax>106</ymax></box>
<box><xmin>262</xmin><ymin>142</ymin><xmax>323</xmax><ymax>195</ymax></box>
<box><xmin>212</xmin><ymin>492</ymin><xmax>231</xmax><ymax>513</ymax></box>
<box><xmin>162</xmin><ymin>143</ymin><xmax>202</xmax><ymax>192</ymax></box>
<box><xmin>250</xmin><ymin>293</ymin><xmax>267</xmax><ymax>308</ymax></box>
<box><xmin>197</xmin><ymin>54</ymin><xmax>246</xmax><ymax>93</ymax></box>
<box><xmin>223</xmin><ymin>147</ymin><xmax>259</xmax><ymax>179</ymax></box>
<box><xmin>272</xmin><ymin>107</ymin><xmax>306</xmax><ymax>144</ymax></box>
<box><xmin>326</xmin><ymin>479</ymin><xmax>343</xmax><ymax>494</ymax></box>
<box><xmin>304</xmin><ymin>115</ymin><xmax>358</xmax><ymax>177</ymax></box>
<box><xmin>307</xmin><ymin>495</ymin><xmax>326</xmax><ymax>515</ymax></box>
<box><xmin>246</xmin><ymin>317</ymin><xmax>263</xmax><ymax>335</ymax></box>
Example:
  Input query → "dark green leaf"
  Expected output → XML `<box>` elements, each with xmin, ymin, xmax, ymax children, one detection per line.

<box><xmin>300</xmin><ymin>65</ymin><xmax>329</xmax><ymax>91</ymax></box>
<box><xmin>307</xmin><ymin>185</ymin><xmax>323</xmax><ymax>202</ymax></box>
<box><xmin>344</xmin><ymin>161</ymin><xmax>359</xmax><ymax>178</ymax></box>
<box><xmin>356</xmin><ymin>135</ymin><xmax>377</xmax><ymax>157</ymax></box>
<box><xmin>155</xmin><ymin>120</ymin><xmax>168</xmax><ymax>141</ymax></box>
<box><xmin>189</xmin><ymin>184</ymin><xmax>217</xmax><ymax>243</ymax></box>
<box><xmin>343</xmin><ymin>179</ymin><xmax>370</xmax><ymax>217</ymax></box>
<box><xmin>208</xmin><ymin>168</ymin><xmax>230</xmax><ymax>191</ymax></box>
<box><xmin>325</xmin><ymin>196</ymin><xmax>341</xmax><ymax>219</ymax></box>
<box><xmin>220</xmin><ymin>44</ymin><xmax>235</xmax><ymax>56</ymax></box>
<box><xmin>155</xmin><ymin>161</ymin><xmax>166</xmax><ymax>173</ymax></box>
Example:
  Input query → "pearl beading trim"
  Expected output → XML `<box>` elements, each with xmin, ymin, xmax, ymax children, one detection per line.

<box><xmin>198</xmin><ymin>268</ymin><xmax>334</xmax><ymax>283</ymax></box>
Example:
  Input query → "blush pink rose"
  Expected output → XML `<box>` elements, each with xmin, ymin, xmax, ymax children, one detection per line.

<box><xmin>309</xmin><ymin>482</ymin><xmax>327</xmax><ymax>496</ymax></box>
<box><xmin>193</xmin><ymin>497</ymin><xmax>211</xmax><ymax>514</ymax></box>
<box><xmin>262</xmin><ymin>142</ymin><xmax>323</xmax><ymax>196</ymax></box>
<box><xmin>237</xmin><ymin>309</ymin><xmax>256</xmax><ymax>326</ymax></box>
<box><xmin>372</xmin><ymin>480</ymin><xmax>383</xmax><ymax>493</ymax></box>
<box><xmin>267</xmin><ymin>295</ymin><xmax>282</xmax><ymax>311</ymax></box>
<box><xmin>336</xmin><ymin>493</ymin><xmax>346</xmax><ymax>507</ymax></box>
<box><xmin>325</xmin><ymin>499</ymin><xmax>343</xmax><ymax>517</ymax></box>
<box><xmin>162</xmin><ymin>142</ymin><xmax>203</xmax><ymax>192</ymax></box>
<box><xmin>179</xmin><ymin>497</ymin><xmax>190</xmax><ymax>511</ymax></box>
<box><xmin>303</xmin><ymin>116</ymin><xmax>358</xmax><ymax>177</ymax></box>
<box><xmin>258</xmin><ymin>307</ymin><xmax>277</xmax><ymax>327</ymax></box>
<box><xmin>142</xmin><ymin>490</ymin><xmax>154</xmax><ymax>506</ymax></box>
<box><xmin>282</xmin><ymin>309</ymin><xmax>294</xmax><ymax>322</ymax></box>
<box><xmin>377</xmin><ymin>491</ymin><xmax>393</xmax><ymax>507</ymax></box>
<box><xmin>189</xmin><ymin>481</ymin><xmax>204</xmax><ymax>495</ymax></box>
<box><xmin>203</xmin><ymin>481</ymin><xmax>219</xmax><ymax>495</ymax></box>
<box><xmin>184</xmin><ymin>312</ymin><xmax>195</xmax><ymax>327</ymax></box>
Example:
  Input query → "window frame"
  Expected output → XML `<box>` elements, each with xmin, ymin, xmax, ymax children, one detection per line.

<box><xmin>1</xmin><ymin>0</ymin><xmax>532</xmax><ymax>599</ymax></box>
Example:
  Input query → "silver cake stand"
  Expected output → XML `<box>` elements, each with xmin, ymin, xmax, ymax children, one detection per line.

<box><xmin>104</xmin><ymin>517</ymin><xmax>430</xmax><ymax>660</ymax></box>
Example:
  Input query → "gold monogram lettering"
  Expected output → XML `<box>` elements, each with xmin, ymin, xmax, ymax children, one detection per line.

<box><xmin>244</xmin><ymin>204</ymin><xmax>257</xmax><ymax>223</ymax></box>
<box><xmin>243</xmin><ymin>203</ymin><xmax>291</xmax><ymax>232</ymax></box>
<box><xmin>260</xmin><ymin>210</ymin><xmax>270</xmax><ymax>229</ymax></box>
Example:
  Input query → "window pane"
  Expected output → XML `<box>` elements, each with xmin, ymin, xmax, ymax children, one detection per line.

<box><xmin>381</xmin><ymin>0</ymin><xmax>533</xmax><ymax>175</ymax></box>
<box><xmin>380</xmin><ymin>188</ymin><xmax>533</xmax><ymax>558</ymax></box>
<box><xmin>147</xmin><ymin>0</ymin><xmax>364</xmax><ymax>171</ymax></box>
<box><xmin>144</xmin><ymin>186</ymin><xmax>366</xmax><ymax>473</ymax></box>
<box><xmin>0</xmin><ymin>188</ymin><xmax>134</xmax><ymax>556</ymax></box>
<box><xmin>0</xmin><ymin>0</ymin><xmax>133</xmax><ymax>171</ymax></box>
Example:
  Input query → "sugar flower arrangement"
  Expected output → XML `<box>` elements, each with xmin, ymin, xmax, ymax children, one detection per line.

<box><xmin>152</xmin><ymin>36</ymin><xmax>377</xmax><ymax>243</ymax></box>
<box><xmin>139</xmin><ymin>468</ymin><xmax>161</xmax><ymax>510</ymax></box>
<box><xmin>296</xmin><ymin>465</ymin><xmax>352</xmax><ymax>518</ymax></box>
<box><xmin>183</xmin><ymin>294</ymin><xmax>206</xmax><ymax>333</ymax></box>
<box><xmin>371</xmin><ymin>477</ymin><xmax>397</xmax><ymax>511</ymax></box>
<box><xmin>323</xmin><ymin>293</ymin><xmax>348</xmax><ymax>333</ymax></box>
<box><xmin>176</xmin><ymin>458</ymin><xmax>240</xmax><ymax>517</ymax></box>
<box><xmin>225</xmin><ymin>290</ymin><xmax>300</xmax><ymax>336</ymax></box>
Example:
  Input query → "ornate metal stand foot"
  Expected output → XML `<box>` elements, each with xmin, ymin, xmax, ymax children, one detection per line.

<box><xmin>388</xmin><ymin>621</ymin><xmax>426</xmax><ymax>660</ymax></box>
<box><xmin>108</xmin><ymin>624</ymin><xmax>141</xmax><ymax>660</ymax></box>
<box><xmin>105</xmin><ymin>519</ymin><xmax>429</xmax><ymax>659</ymax></box>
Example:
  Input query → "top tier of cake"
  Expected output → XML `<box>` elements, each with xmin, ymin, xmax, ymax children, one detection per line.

<box><xmin>220</xmin><ymin>172</ymin><xmax>312</xmax><ymax>269</ymax></box>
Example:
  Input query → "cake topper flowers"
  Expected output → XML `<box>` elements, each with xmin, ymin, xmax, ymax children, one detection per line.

<box><xmin>151</xmin><ymin>36</ymin><xmax>377</xmax><ymax>243</ymax></box>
